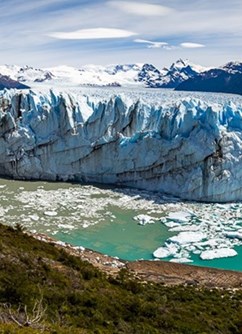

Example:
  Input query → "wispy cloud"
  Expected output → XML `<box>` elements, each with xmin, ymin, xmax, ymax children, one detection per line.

<box><xmin>134</xmin><ymin>39</ymin><xmax>168</xmax><ymax>49</ymax></box>
<box><xmin>107</xmin><ymin>1</ymin><xmax>173</xmax><ymax>16</ymax></box>
<box><xmin>48</xmin><ymin>28</ymin><xmax>137</xmax><ymax>40</ymax></box>
<box><xmin>134</xmin><ymin>39</ymin><xmax>204</xmax><ymax>51</ymax></box>
<box><xmin>180</xmin><ymin>42</ymin><xmax>205</xmax><ymax>49</ymax></box>
<box><xmin>0</xmin><ymin>0</ymin><xmax>241</xmax><ymax>67</ymax></box>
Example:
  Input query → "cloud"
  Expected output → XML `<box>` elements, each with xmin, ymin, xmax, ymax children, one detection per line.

<box><xmin>134</xmin><ymin>39</ymin><xmax>168</xmax><ymax>48</ymax></box>
<box><xmin>180</xmin><ymin>42</ymin><xmax>205</xmax><ymax>49</ymax></box>
<box><xmin>0</xmin><ymin>0</ymin><xmax>241</xmax><ymax>68</ymax></box>
<box><xmin>134</xmin><ymin>39</ymin><xmax>179</xmax><ymax>50</ymax></box>
<box><xmin>135</xmin><ymin>38</ymin><xmax>206</xmax><ymax>51</ymax></box>
<box><xmin>108</xmin><ymin>1</ymin><xmax>173</xmax><ymax>16</ymax></box>
<box><xmin>48</xmin><ymin>28</ymin><xmax>137</xmax><ymax>39</ymax></box>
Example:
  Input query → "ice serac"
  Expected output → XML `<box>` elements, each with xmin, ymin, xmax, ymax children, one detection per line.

<box><xmin>1</xmin><ymin>89</ymin><xmax>242</xmax><ymax>202</ymax></box>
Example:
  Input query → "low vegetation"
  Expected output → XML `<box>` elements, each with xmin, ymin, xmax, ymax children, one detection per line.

<box><xmin>0</xmin><ymin>223</ymin><xmax>242</xmax><ymax>333</ymax></box>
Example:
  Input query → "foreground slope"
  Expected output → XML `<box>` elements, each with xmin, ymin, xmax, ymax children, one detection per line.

<box><xmin>1</xmin><ymin>223</ymin><xmax>242</xmax><ymax>333</ymax></box>
<box><xmin>1</xmin><ymin>89</ymin><xmax>242</xmax><ymax>202</ymax></box>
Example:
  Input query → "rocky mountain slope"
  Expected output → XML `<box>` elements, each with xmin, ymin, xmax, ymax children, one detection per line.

<box><xmin>0</xmin><ymin>74</ymin><xmax>29</xmax><ymax>90</ymax></box>
<box><xmin>159</xmin><ymin>58</ymin><xmax>206</xmax><ymax>88</ymax></box>
<box><xmin>176</xmin><ymin>61</ymin><xmax>242</xmax><ymax>95</ymax></box>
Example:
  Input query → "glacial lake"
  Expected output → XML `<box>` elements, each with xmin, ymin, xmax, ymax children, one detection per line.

<box><xmin>2</xmin><ymin>177</ymin><xmax>242</xmax><ymax>271</ymax></box>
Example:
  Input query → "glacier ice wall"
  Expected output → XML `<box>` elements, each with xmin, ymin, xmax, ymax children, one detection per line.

<box><xmin>1</xmin><ymin>89</ymin><xmax>242</xmax><ymax>202</ymax></box>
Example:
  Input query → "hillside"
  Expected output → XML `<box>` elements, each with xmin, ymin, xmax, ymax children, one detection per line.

<box><xmin>1</xmin><ymin>223</ymin><xmax>242</xmax><ymax>333</ymax></box>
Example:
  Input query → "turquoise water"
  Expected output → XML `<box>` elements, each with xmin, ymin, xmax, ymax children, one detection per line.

<box><xmin>1</xmin><ymin>177</ymin><xmax>242</xmax><ymax>271</ymax></box>
<box><xmin>57</xmin><ymin>221</ymin><xmax>242</xmax><ymax>271</ymax></box>
<box><xmin>56</xmin><ymin>208</ymin><xmax>173</xmax><ymax>261</ymax></box>
<box><xmin>189</xmin><ymin>246</ymin><xmax>242</xmax><ymax>272</ymax></box>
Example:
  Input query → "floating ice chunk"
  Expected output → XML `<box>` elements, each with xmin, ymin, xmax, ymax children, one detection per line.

<box><xmin>167</xmin><ymin>211</ymin><xmax>192</xmax><ymax>223</ymax></box>
<box><xmin>169</xmin><ymin>232</ymin><xmax>206</xmax><ymax>245</ymax></box>
<box><xmin>153</xmin><ymin>243</ymin><xmax>179</xmax><ymax>258</ymax></box>
<box><xmin>225</xmin><ymin>232</ymin><xmax>242</xmax><ymax>240</ymax></box>
<box><xmin>169</xmin><ymin>225</ymin><xmax>200</xmax><ymax>232</ymax></box>
<box><xmin>169</xmin><ymin>258</ymin><xmax>193</xmax><ymax>263</ymax></box>
<box><xmin>200</xmin><ymin>248</ymin><xmax>237</xmax><ymax>260</ymax></box>
<box><xmin>164</xmin><ymin>221</ymin><xmax>180</xmax><ymax>228</ymax></box>
<box><xmin>29</xmin><ymin>214</ymin><xmax>39</xmax><ymax>221</ymax></box>
<box><xmin>153</xmin><ymin>247</ymin><xmax>171</xmax><ymax>258</ymax></box>
<box><xmin>0</xmin><ymin>185</ymin><xmax>6</xmax><ymax>189</ymax></box>
<box><xmin>195</xmin><ymin>238</ymin><xmax>221</xmax><ymax>248</ymax></box>
<box><xmin>215</xmin><ymin>204</ymin><xmax>231</xmax><ymax>210</ymax></box>
<box><xmin>134</xmin><ymin>214</ymin><xmax>156</xmax><ymax>225</ymax></box>
<box><xmin>57</xmin><ymin>224</ymin><xmax>75</xmax><ymax>230</ymax></box>
<box><xmin>44</xmin><ymin>211</ymin><xmax>58</xmax><ymax>216</ymax></box>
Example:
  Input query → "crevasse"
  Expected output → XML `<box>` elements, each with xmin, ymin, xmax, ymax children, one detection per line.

<box><xmin>1</xmin><ymin>89</ymin><xmax>242</xmax><ymax>202</ymax></box>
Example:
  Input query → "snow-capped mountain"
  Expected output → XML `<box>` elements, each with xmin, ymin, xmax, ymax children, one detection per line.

<box><xmin>0</xmin><ymin>65</ymin><xmax>54</xmax><ymax>84</ymax></box>
<box><xmin>222</xmin><ymin>61</ymin><xmax>242</xmax><ymax>73</ymax></box>
<box><xmin>175</xmin><ymin>61</ymin><xmax>242</xmax><ymax>95</ymax></box>
<box><xmin>0</xmin><ymin>60</ymin><xmax>206</xmax><ymax>89</ymax></box>
<box><xmin>137</xmin><ymin>63</ymin><xmax>166</xmax><ymax>88</ymax></box>
<box><xmin>160</xmin><ymin>59</ymin><xmax>208</xmax><ymax>88</ymax></box>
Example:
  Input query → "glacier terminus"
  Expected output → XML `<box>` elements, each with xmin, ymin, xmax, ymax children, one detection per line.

<box><xmin>1</xmin><ymin>87</ymin><xmax>242</xmax><ymax>203</ymax></box>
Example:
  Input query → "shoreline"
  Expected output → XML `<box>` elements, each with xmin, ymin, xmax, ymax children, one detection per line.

<box><xmin>33</xmin><ymin>232</ymin><xmax>242</xmax><ymax>289</ymax></box>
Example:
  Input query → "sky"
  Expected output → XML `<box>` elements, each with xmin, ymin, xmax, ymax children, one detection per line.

<box><xmin>0</xmin><ymin>0</ymin><xmax>242</xmax><ymax>69</ymax></box>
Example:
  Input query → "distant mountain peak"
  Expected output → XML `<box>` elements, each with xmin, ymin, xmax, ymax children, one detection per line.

<box><xmin>172</xmin><ymin>58</ymin><xmax>188</xmax><ymax>68</ymax></box>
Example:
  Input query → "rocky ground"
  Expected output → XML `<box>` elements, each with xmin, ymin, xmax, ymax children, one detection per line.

<box><xmin>34</xmin><ymin>233</ymin><xmax>242</xmax><ymax>289</ymax></box>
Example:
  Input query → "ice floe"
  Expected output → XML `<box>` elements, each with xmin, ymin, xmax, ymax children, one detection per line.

<box><xmin>133</xmin><ymin>214</ymin><xmax>157</xmax><ymax>225</ymax></box>
<box><xmin>225</xmin><ymin>232</ymin><xmax>242</xmax><ymax>240</ymax></box>
<box><xmin>167</xmin><ymin>211</ymin><xmax>193</xmax><ymax>223</ymax></box>
<box><xmin>169</xmin><ymin>232</ymin><xmax>206</xmax><ymax>245</ymax></box>
<box><xmin>200</xmin><ymin>248</ymin><xmax>237</xmax><ymax>260</ymax></box>
<box><xmin>153</xmin><ymin>203</ymin><xmax>242</xmax><ymax>263</ymax></box>
<box><xmin>1</xmin><ymin>178</ymin><xmax>242</xmax><ymax>264</ymax></box>
<box><xmin>44</xmin><ymin>211</ymin><xmax>58</xmax><ymax>216</ymax></box>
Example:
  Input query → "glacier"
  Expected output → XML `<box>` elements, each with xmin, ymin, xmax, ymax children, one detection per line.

<box><xmin>1</xmin><ymin>88</ymin><xmax>242</xmax><ymax>202</ymax></box>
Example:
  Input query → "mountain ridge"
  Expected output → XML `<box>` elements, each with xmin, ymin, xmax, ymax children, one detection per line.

<box><xmin>176</xmin><ymin>61</ymin><xmax>242</xmax><ymax>95</ymax></box>
<box><xmin>1</xmin><ymin>59</ymin><xmax>242</xmax><ymax>95</ymax></box>
<box><xmin>0</xmin><ymin>59</ymin><xmax>208</xmax><ymax>89</ymax></box>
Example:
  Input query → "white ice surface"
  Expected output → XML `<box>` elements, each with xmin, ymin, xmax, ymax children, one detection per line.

<box><xmin>167</xmin><ymin>211</ymin><xmax>192</xmax><ymax>223</ymax></box>
<box><xmin>133</xmin><ymin>214</ymin><xmax>156</xmax><ymax>225</ymax></box>
<box><xmin>200</xmin><ymin>248</ymin><xmax>237</xmax><ymax>260</ymax></box>
<box><xmin>169</xmin><ymin>232</ymin><xmax>206</xmax><ymax>245</ymax></box>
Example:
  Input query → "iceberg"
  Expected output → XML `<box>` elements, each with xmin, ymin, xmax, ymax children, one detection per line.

<box><xmin>1</xmin><ymin>88</ymin><xmax>242</xmax><ymax>202</ymax></box>
<box><xmin>133</xmin><ymin>214</ymin><xmax>156</xmax><ymax>225</ymax></box>
<box><xmin>200</xmin><ymin>248</ymin><xmax>237</xmax><ymax>260</ymax></box>
<box><xmin>167</xmin><ymin>211</ymin><xmax>192</xmax><ymax>223</ymax></box>
<box><xmin>169</xmin><ymin>232</ymin><xmax>206</xmax><ymax>245</ymax></box>
<box><xmin>225</xmin><ymin>232</ymin><xmax>242</xmax><ymax>240</ymax></box>
<box><xmin>153</xmin><ymin>243</ymin><xmax>179</xmax><ymax>258</ymax></box>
